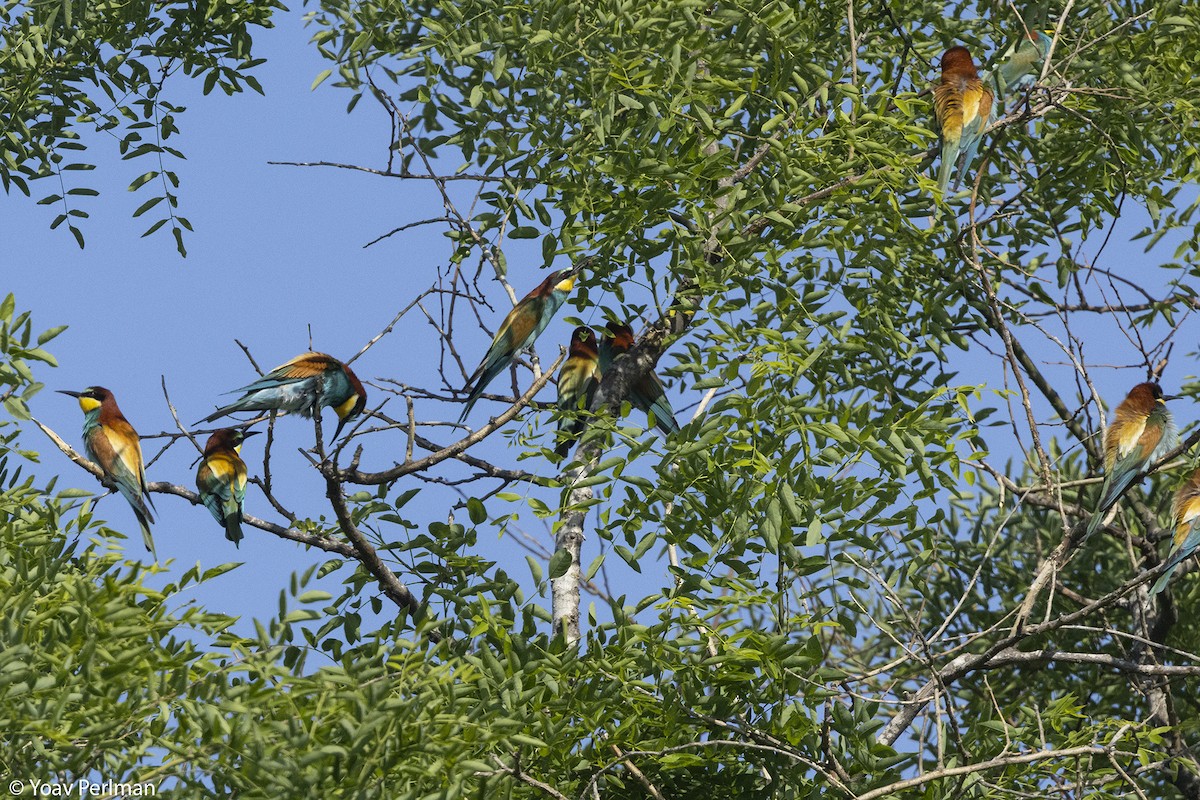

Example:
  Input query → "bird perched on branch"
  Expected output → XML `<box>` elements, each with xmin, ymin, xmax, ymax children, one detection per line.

<box><xmin>459</xmin><ymin>259</ymin><xmax>590</xmax><ymax>422</ymax></box>
<box><xmin>933</xmin><ymin>45</ymin><xmax>995</xmax><ymax>192</ymax></box>
<box><xmin>59</xmin><ymin>386</ymin><xmax>157</xmax><ymax>557</ymax></box>
<box><xmin>1149</xmin><ymin>468</ymin><xmax>1200</xmax><ymax>596</ymax></box>
<box><xmin>598</xmin><ymin>321</ymin><xmax>680</xmax><ymax>437</ymax></box>
<box><xmin>196</xmin><ymin>428</ymin><xmax>258</xmax><ymax>548</ymax></box>
<box><xmin>1085</xmin><ymin>382</ymin><xmax>1177</xmax><ymax>539</ymax></box>
<box><xmin>992</xmin><ymin>30</ymin><xmax>1053</xmax><ymax>101</ymax></box>
<box><xmin>199</xmin><ymin>352</ymin><xmax>366</xmax><ymax>441</ymax></box>
<box><xmin>555</xmin><ymin>326</ymin><xmax>601</xmax><ymax>458</ymax></box>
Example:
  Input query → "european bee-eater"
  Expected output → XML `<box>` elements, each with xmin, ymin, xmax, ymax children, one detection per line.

<box><xmin>59</xmin><ymin>387</ymin><xmax>157</xmax><ymax>557</ymax></box>
<box><xmin>1085</xmin><ymin>382</ymin><xmax>1178</xmax><ymax>538</ymax></box>
<box><xmin>933</xmin><ymin>45</ymin><xmax>995</xmax><ymax>192</ymax></box>
<box><xmin>555</xmin><ymin>327</ymin><xmax>601</xmax><ymax>458</ymax></box>
<box><xmin>993</xmin><ymin>31</ymin><xmax>1053</xmax><ymax>100</ymax></box>
<box><xmin>1148</xmin><ymin>469</ymin><xmax>1200</xmax><ymax>596</ymax></box>
<box><xmin>196</xmin><ymin>428</ymin><xmax>258</xmax><ymax>548</ymax></box>
<box><xmin>199</xmin><ymin>352</ymin><xmax>366</xmax><ymax>441</ymax></box>
<box><xmin>459</xmin><ymin>262</ymin><xmax>586</xmax><ymax>422</ymax></box>
<box><xmin>598</xmin><ymin>321</ymin><xmax>680</xmax><ymax>437</ymax></box>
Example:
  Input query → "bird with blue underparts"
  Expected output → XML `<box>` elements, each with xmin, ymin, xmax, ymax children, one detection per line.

<box><xmin>1149</xmin><ymin>468</ymin><xmax>1200</xmax><ymax>596</ymax></box>
<box><xmin>196</xmin><ymin>428</ymin><xmax>258</xmax><ymax>548</ymax></box>
<box><xmin>1085</xmin><ymin>382</ymin><xmax>1178</xmax><ymax>539</ymax></box>
<box><xmin>992</xmin><ymin>30</ymin><xmax>1054</xmax><ymax>101</ymax></box>
<box><xmin>199</xmin><ymin>352</ymin><xmax>366</xmax><ymax>441</ymax></box>
<box><xmin>459</xmin><ymin>258</ymin><xmax>591</xmax><ymax>422</ymax></box>
<box><xmin>59</xmin><ymin>386</ymin><xmax>157</xmax><ymax>557</ymax></box>
<box><xmin>933</xmin><ymin>45</ymin><xmax>995</xmax><ymax>192</ymax></box>
<box><xmin>555</xmin><ymin>326</ymin><xmax>601</xmax><ymax>458</ymax></box>
<box><xmin>598</xmin><ymin>321</ymin><xmax>680</xmax><ymax>437</ymax></box>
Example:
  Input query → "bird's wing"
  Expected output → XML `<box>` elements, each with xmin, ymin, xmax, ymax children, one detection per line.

<box><xmin>960</xmin><ymin>78</ymin><xmax>994</xmax><ymax>133</ymax></box>
<box><xmin>198</xmin><ymin>452</ymin><xmax>246</xmax><ymax>515</ymax></box>
<box><xmin>1109</xmin><ymin>415</ymin><xmax>1148</xmax><ymax>466</ymax></box>
<box><xmin>499</xmin><ymin>304</ymin><xmax>540</xmax><ymax>353</ymax></box>
<box><xmin>246</xmin><ymin>353</ymin><xmax>335</xmax><ymax>388</ymax></box>
<box><xmin>1174</xmin><ymin>491</ymin><xmax>1200</xmax><ymax>548</ymax></box>
<box><xmin>105</xmin><ymin>420</ymin><xmax>149</xmax><ymax>496</ymax></box>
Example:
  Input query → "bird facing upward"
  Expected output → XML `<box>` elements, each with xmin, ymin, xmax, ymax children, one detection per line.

<box><xmin>199</xmin><ymin>352</ymin><xmax>366</xmax><ymax>441</ymax></box>
<box><xmin>196</xmin><ymin>428</ymin><xmax>259</xmax><ymax>548</ymax></box>
<box><xmin>555</xmin><ymin>326</ymin><xmax>601</xmax><ymax>458</ymax></box>
<box><xmin>933</xmin><ymin>45</ymin><xmax>995</xmax><ymax>192</ymax></box>
<box><xmin>59</xmin><ymin>386</ymin><xmax>157</xmax><ymax>557</ymax></box>
<box><xmin>459</xmin><ymin>262</ymin><xmax>586</xmax><ymax>422</ymax></box>
<box><xmin>1085</xmin><ymin>382</ymin><xmax>1178</xmax><ymax>538</ymax></box>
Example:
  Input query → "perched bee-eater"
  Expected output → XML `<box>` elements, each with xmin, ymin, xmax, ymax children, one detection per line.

<box><xmin>59</xmin><ymin>387</ymin><xmax>157</xmax><ymax>557</ymax></box>
<box><xmin>199</xmin><ymin>352</ymin><xmax>366</xmax><ymax>440</ymax></box>
<box><xmin>1085</xmin><ymin>382</ymin><xmax>1178</xmax><ymax>538</ymax></box>
<box><xmin>1149</xmin><ymin>469</ymin><xmax>1200</xmax><ymax>596</ymax></box>
<box><xmin>933</xmin><ymin>45</ymin><xmax>995</xmax><ymax>192</ymax></box>
<box><xmin>555</xmin><ymin>327</ymin><xmax>601</xmax><ymax>458</ymax></box>
<box><xmin>992</xmin><ymin>31</ymin><xmax>1053</xmax><ymax>100</ymax></box>
<box><xmin>598</xmin><ymin>321</ymin><xmax>680</xmax><ymax>437</ymax></box>
<box><xmin>459</xmin><ymin>261</ymin><xmax>588</xmax><ymax>422</ymax></box>
<box><xmin>196</xmin><ymin>428</ymin><xmax>258</xmax><ymax>548</ymax></box>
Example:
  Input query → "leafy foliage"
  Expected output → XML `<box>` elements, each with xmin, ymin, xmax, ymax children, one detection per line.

<box><xmin>0</xmin><ymin>0</ymin><xmax>281</xmax><ymax>253</ymax></box>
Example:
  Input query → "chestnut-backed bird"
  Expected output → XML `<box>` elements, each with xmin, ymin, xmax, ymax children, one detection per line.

<box><xmin>1149</xmin><ymin>468</ymin><xmax>1200</xmax><ymax>596</ymax></box>
<box><xmin>993</xmin><ymin>31</ymin><xmax>1053</xmax><ymax>100</ymax></box>
<box><xmin>196</xmin><ymin>428</ymin><xmax>258</xmax><ymax>548</ymax></box>
<box><xmin>555</xmin><ymin>327</ymin><xmax>601</xmax><ymax>458</ymax></box>
<box><xmin>1085</xmin><ymin>382</ymin><xmax>1177</xmax><ymax>539</ymax></box>
<box><xmin>598</xmin><ymin>322</ymin><xmax>680</xmax><ymax>437</ymax></box>
<box><xmin>199</xmin><ymin>352</ymin><xmax>366</xmax><ymax>441</ymax></box>
<box><xmin>933</xmin><ymin>45</ymin><xmax>995</xmax><ymax>192</ymax></box>
<box><xmin>459</xmin><ymin>260</ymin><xmax>588</xmax><ymax>422</ymax></box>
<box><xmin>59</xmin><ymin>387</ymin><xmax>157</xmax><ymax>557</ymax></box>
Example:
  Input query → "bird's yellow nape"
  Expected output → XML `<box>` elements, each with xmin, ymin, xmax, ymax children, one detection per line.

<box><xmin>555</xmin><ymin>274</ymin><xmax>577</xmax><ymax>293</ymax></box>
<box><xmin>78</xmin><ymin>396</ymin><xmax>102</xmax><ymax>413</ymax></box>
<box><xmin>335</xmin><ymin>393</ymin><xmax>360</xmax><ymax>420</ymax></box>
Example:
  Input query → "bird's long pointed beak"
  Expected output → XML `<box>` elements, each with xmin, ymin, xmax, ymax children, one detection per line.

<box><xmin>241</xmin><ymin>430</ymin><xmax>262</xmax><ymax>439</ymax></box>
<box><xmin>332</xmin><ymin>416</ymin><xmax>350</xmax><ymax>442</ymax></box>
<box><xmin>1162</xmin><ymin>394</ymin><xmax>1179</xmax><ymax>402</ymax></box>
<box><xmin>57</xmin><ymin>390</ymin><xmax>82</xmax><ymax>398</ymax></box>
<box><xmin>569</xmin><ymin>255</ymin><xmax>596</xmax><ymax>276</ymax></box>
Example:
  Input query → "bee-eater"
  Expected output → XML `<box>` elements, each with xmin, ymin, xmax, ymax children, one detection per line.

<box><xmin>59</xmin><ymin>387</ymin><xmax>157</xmax><ymax>557</ymax></box>
<box><xmin>1149</xmin><ymin>468</ymin><xmax>1200</xmax><ymax>596</ymax></box>
<box><xmin>199</xmin><ymin>352</ymin><xmax>366</xmax><ymax>440</ymax></box>
<box><xmin>598</xmin><ymin>321</ymin><xmax>680</xmax><ymax>437</ymax></box>
<box><xmin>992</xmin><ymin>31</ymin><xmax>1053</xmax><ymax>100</ymax></box>
<box><xmin>1085</xmin><ymin>382</ymin><xmax>1178</xmax><ymax>538</ymax></box>
<box><xmin>933</xmin><ymin>45</ymin><xmax>995</xmax><ymax>192</ymax></box>
<box><xmin>459</xmin><ymin>262</ymin><xmax>585</xmax><ymax>422</ymax></box>
<box><xmin>555</xmin><ymin>326</ymin><xmax>601</xmax><ymax>458</ymax></box>
<box><xmin>196</xmin><ymin>428</ymin><xmax>258</xmax><ymax>548</ymax></box>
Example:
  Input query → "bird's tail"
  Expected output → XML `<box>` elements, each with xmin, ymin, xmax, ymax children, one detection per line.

<box><xmin>555</xmin><ymin>419</ymin><xmax>586</xmax><ymax>459</ymax></box>
<box><xmin>1148</xmin><ymin>563</ymin><xmax>1178</xmax><ymax>597</ymax></box>
<box><xmin>197</xmin><ymin>402</ymin><xmax>240</xmax><ymax>426</ymax></box>
<box><xmin>937</xmin><ymin>139</ymin><xmax>959</xmax><ymax>193</ymax></box>
<box><xmin>458</xmin><ymin>393</ymin><xmax>477</xmax><ymax>424</ymax></box>
<box><xmin>1149</xmin><ymin>529</ymin><xmax>1200</xmax><ymax>596</ymax></box>
<box><xmin>133</xmin><ymin>502</ymin><xmax>157</xmax><ymax>560</ymax></box>
<box><xmin>224</xmin><ymin>515</ymin><xmax>244</xmax><ymax>548</ymax></box>
<box><xmin>651</xmin><ymin>406</ymin><xmax>680</xmax><ymax>437</ymax></box>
